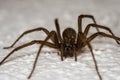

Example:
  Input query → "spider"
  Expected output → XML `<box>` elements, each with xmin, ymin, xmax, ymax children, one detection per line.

<box><xmin>0</xmin><ymin>15</ymin><xmax>120</xmax><ymax>80</ymax></box>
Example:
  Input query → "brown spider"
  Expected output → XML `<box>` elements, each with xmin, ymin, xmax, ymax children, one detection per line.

<box><xmin>0</xmin><ymin>15</ymin><xmax>120</xmax><ymax>80</ymax></box>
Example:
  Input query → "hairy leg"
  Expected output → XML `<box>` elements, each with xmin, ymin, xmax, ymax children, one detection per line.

<box><xmin>3</xmin><ymin>27</ymin><xmax>50</xmax><ymax>49</ymax></box>
<box><xmin>55</xmin><ymin>19</ymin><xmax>63</xmax><ymax>42</ymax></box>
<box><xmin>87</xmin><ymin>42</ymin><xmax>102</xmax><ymax>80</ymax></box>
<box><xmin>74</xmin><ymin>45</ymin><xmax>77</xmax><ymax>61</ymax></box>
<box><xmin>76</xmin><ymin>32</ymin><xmax>86</xmax><ymax>48</ymax></box>
<box><xmin>77</xmin><ymin>32</ymin><xmax>102</xmax><ymax>80</ymax></box>
<box><xmin>78</xmin><ymin>14</ymin><xmax>99</xmax><ymax>32</ymax></box>
<box><xmin>28</xmin><ymin>31</ymin><xmax>59</xmax><ymax>79</ymax></box>
<box><xmin>85</xmin><ymin>32</ymin><xmax>120</xmax><ymax>80</ymax></box>
<box><xmin>0</xmin><ymin>40</ymin><xmax>56</xmax><ymax>65</ymax></box>
<box><xmin>84</xmin><ymin>24</ymin><xmax>120</xmax><ymax>44</ymax></box>
<box><xmin>60</xmin><ymin>44</ymin><xmax>64</xmax><ymax>61</ymax></box>
<box><xmin>86</xmin><ymin>32</ymin><xmax>120</xmax><ymax>44</ymax></box>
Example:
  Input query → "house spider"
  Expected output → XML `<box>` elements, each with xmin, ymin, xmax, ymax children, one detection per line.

<box><xmin>0</xmin><ymin>15</ymin><xmax>120</xmax><ymax>80</ymax></box>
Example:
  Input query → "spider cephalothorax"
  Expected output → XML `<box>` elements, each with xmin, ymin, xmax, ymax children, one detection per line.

<box><xmin>1</xmin><ymin>14</ymin><xmax>120</xmax><ymax>80</ymax></box>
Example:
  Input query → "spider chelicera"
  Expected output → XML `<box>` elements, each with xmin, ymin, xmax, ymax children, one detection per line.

<box><xmin>0</xmin><ymin>15</ymin><xmax>120</xmax><ymax>80</ymax></box>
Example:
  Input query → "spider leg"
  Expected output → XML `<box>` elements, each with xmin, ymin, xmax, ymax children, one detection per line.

<box><xmin>76</xmin><ymin>32</ymin><xmax>102</xmax><ymax>80</ymax></box>
<box><xmin>84</xmin><ymin>32</ymin><xmax>120</xmax><ymax>80</ymax></box>
<box><xmin>3</xmin><ymin>27</ymin><xmax>50</xmax><ymax>49</ymax></box>
<box><xmin>87</xmin><ymin>42</ymin><xmax>102</xmax><ymax>80</ymax></box>
<box><xmin>86</xmin><ymin>32</ymin><xmax>120</xmax><ymax>44</ymax></box>
<box><xmin>55</xmin><ymin>19</ymin><xmax>63</xmax><ymax>42</ymax></box>
<box><xmin>84</xmin><ymin>23</ymin><xmax>120</xmax><ymax>44</ymax></box>
<box><xmin>28</xmin><ymin>31</ymin><xmax>59</xmax><ymax>79</ymax></box>
<box><xmin>78</xmin><ymin>14</ymin><xmax>99</xmax><ymax>32</ymax></box>
<box><xmin>54</xmin><ymin>19</ymin><xmax>65</xmax><ymax>60</ymax></box>
<box><xmin>60</xmin><ymin>44</ymin><xmax>64</xmax><ymax>61</ymax></box>
<box><xmin>0</xmin><ymin>40</ymin><xmax>56</xmax><ymax>65</ymax></box>
<box><xmin>73</xmin><ymin>45</ymin><xmax>77</xmax><ymax>61</ymax></box>
<box><xmin>77</xmin><ymin>32</ymin><xmax>86</xmax><ymax>48</ymax></box>
<box><xmin>76</xmin><ymin>32</ymin><xmax>87</xmax><ymax>61</ymax></box>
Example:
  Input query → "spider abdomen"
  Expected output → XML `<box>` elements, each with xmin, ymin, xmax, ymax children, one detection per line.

<box><xmin>62</xmin><ymin>28</ymin><xmax>76</xmax><ymax>43</ymax></box>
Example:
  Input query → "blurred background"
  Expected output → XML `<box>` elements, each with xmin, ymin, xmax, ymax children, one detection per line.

<box><xmin>0</xmin><ymin>0</ymin><xmax>120</xmax><ymax>80</ymax></box>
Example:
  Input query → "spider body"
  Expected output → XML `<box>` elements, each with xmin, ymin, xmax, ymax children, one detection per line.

<box><xmin>1</xmin><ymin>14</ymin><xmax>120</xmax><ymax>80</ymax></box>
<box><xmin>61</xmin><ymin>28</ymin><xmax>77</xmax><ymax>58</ymax></box>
